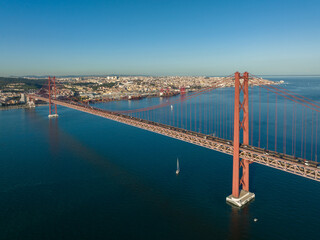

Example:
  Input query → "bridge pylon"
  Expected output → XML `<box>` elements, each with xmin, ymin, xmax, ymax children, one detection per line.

<box><xmin>226</xmin><ymin>72</ymin><xmax>255</xmax><ymax>207</ymax></box>
<box><xmin>48</xmin><ymin>76</ymin><xmax>58</xmax><ymax>118</ymax></box>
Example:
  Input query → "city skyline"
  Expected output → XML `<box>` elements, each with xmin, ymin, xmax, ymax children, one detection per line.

<box><xmin>1</xmin><ymin>0</ymin><xmax>319</xmax><ymax>76</ymax></box>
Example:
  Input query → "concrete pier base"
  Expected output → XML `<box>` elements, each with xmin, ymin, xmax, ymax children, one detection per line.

<box><xmin>48</xmin><ymin>114</ymin><xmax>59</xmax><ymax>118</ymax></box>
<box><xmin>226</xmin><ymin>190</ymin><xmax>255</xmax><ymax>208</ymax></box>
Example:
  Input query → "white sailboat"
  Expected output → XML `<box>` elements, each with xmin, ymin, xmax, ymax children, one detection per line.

<box><xmin>176</xmin><ymin>158</ymin><xmax>180</xmax><ymax>175</ymax></box>
<box><xmin>171</xmin><ymin>105</ymin><xmax>173</xmax><ymax>110</ymax></box>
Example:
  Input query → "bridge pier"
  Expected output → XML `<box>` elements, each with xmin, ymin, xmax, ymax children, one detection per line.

<box><xmin>48</xmin><ymin>114</ymin><xmax>59</xmax><ymax>118</ymax></box>
<box><xmin>226</xmin><ymin>190</ymin><xmax>255</xmax><ymax>207</ymax></box>
<box><xmin>226</xmin><ymin>72</ymin><xmax>255</xmax><ymax>207</ymax></box>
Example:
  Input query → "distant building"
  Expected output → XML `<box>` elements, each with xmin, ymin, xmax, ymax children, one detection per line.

<box><xmin>20</xmin><ymin>93</ymin><xmax>26</xmax><ymax>103</ymax></box>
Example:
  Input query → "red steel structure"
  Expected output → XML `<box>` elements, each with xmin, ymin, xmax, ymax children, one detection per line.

<box><xmin>180</xmin><ymin>87</ymin><xmax>186</xmax><ymax>95</ymax></box>
<box><xmin>232</xmin><ymin>72</ymin><xmax>250</xmax><ymax>197</ymax></box>
<box><xmin>48</xmin><ymin>76</ymin><xmax>58</xmax><ymax>117</ymax></box>
<box><xmin>27</xmin><ymin>72</ymin><xmax>320</xmax><ymax>207</ymax></box>
<box><xmin>27</xmin><ymin>93</ymin><xmax>320</xmax><ymax>181</ymax></box>
<box><xmin>226</xmin><ymin>72</ymin><xmax>255</xmax><ymax>207</ymax></box>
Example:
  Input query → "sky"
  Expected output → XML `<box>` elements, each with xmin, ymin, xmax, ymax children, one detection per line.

<box><xmin>0</xmin><ymin>0</ymin><xmax>319</xmax><ymax>76</ymax></box>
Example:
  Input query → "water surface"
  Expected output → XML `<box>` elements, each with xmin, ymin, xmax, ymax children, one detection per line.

<box><xmin>0</xmin><ymin>76</ymin><xmax>320</xmax><ymax>239</ymax></box>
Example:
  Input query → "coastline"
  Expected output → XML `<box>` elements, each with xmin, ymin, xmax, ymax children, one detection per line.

<box><xmin>1</xmin><ymin>79</ymin><xmax>283</xmax><ymax>110</ymax></box>
<box><xmin>0</xmin><ymin>103</ymin><xmax>47</xmax><ymax>111</ymax></box>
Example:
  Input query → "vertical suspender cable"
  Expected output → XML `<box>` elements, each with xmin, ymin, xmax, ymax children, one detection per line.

<box><xmin>316</xmin><ymin>113</ymin><xmax>318</xmax><ymax>162</ymax></box>
<box><xmin>304</xmin><ymin>112</ymin><xmax>307</xmax><ymax>159</ymax></box>
<box><xmin>283</xmin><ymin>99</ymin><xmax>287</xmax><ymax>154</ymax></box>
<box><xmin>231</xmin><ymin>89</ymin><xmax>234</xmax><ymax>140</ymax></box>
<box><xmin>220</xmin><ymin>89</ymin><xmax>222</xmax><ymax>138</ymax></box>
<box><xmin>259</xmin><ymin>87</ymin><xmax>261</xmax><ymax>148</ymax></box>
<box><xmin>199</xmin><ymin>95</ymin><xmax>202</xmax><ymax>132</ymax></box>
<box><xmin>251</xmin><ymin>86</ymin><xmax>253</xmax><ymax>145</ymax></box>
<box><xmin>222</xmin><ymin>89</ymin><xmax>224</xmax><ymax>138</ymax></box>
<box><xmin>311</xmin><ymin>111</ymin><xmax>314</xmax><ymax>161</ymax></box>
<box><xmin>169</xmin><ymin>104</ymin><xmax>171</xmax><ymax>126</ymax></box>
<box><xmin>301</xmin><ymin>109</ymin><xmax>304</xmax><ymax>159</ymax></box>
<box><xmin>275</xmin><ymin>95</ymin><xmax>277</xmax><ymax>152</ymax></box>
<box><xmin>215</xmin><ymin>91</ymin><xmax>217</xmax><ymax>135</ymax></box>
<box><xmin>230</xmin><ymin>90</ymin><xmax>232</xmax><ymax>140</ymax></box>
<box><xmin>190</xmin><ymin>99</ymin><xmax>191</xmax><ymax>131</ymax></box>
<box><xmin>219</xmin><ymin>90</ymin><xmax>220</xmax><ymax>136</ymax></box>
<box><xmin>185</xmin><ymin>98</ymin><xmax>187</xmax><ymax>130</ymax></box>
<box><xmin>218</xmin><ymin>90</ymin><xmax>220</xmax><ymax>137</ymax></box>
<box><xmin>225</xmin><ymin>89</ymin><xmax>227</xmax><ymax>138</ymax></box>
<box><xmin>210</xmin><ymin>94</ymin><xmax>213</xmax><ymax>135</ymax></box>
<box><xmin>267</xmin><ymin>92</ymin><xmax>269</xmax><ymax>149</ymax></box>
<box><xmin>292</xmin><ymin>103</ymin><xmax>294</xmax><ymax>155</ymax></box>
<box><xmin>194</xmin><ymin>98</ymin><xmax>196</xmax><ymax>131</ymax></box>
<box><xmin>180</xmin><ymin>100</ymin><xmax>182</xmax><ymax>128</ymax></box>
<box><xmin>294</xmin><ymin>103</ymin><xmax>297</xmax><ymax>157</ymax></box>
<box><xmin>205</xmin><ymin>94</ymin><xmax>207</xmax><ymax>134</ymax></box>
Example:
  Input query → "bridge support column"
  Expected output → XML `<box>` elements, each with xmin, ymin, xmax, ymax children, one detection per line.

<box><xmin>226</xmin><ymin>72</ymin><xmax>255</xmax><ymax>207</ymax></box>
<box><xmin>48</xmin><ymin>76</ymin><xmax>59</xmax><ymax>118</ymax></box>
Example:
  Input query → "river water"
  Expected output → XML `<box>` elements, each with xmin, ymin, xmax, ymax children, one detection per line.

<box><xmin>0</xmin><ymin>76</ymin><xmax>319</xmax><ymax>239</ymax></box>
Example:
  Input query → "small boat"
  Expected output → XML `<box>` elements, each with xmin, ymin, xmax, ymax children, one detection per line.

<box><xmin>171</xmin><ymin>105</ymin><xmax>173</xmax><ymax>110</ymax></box>
<box><xmin>176</xmin><ymin>158</ymin><xmax>180</xmax><ymax>175</ymax></box>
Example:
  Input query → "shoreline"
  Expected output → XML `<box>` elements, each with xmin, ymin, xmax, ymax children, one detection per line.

<box><xmin>0</xmin><ymin>103</ymin><xmax>47</xmax><ymax>111</ymax></box>
<box><xmin>1</xmin><ymin>80</ymin><xmax>283</xmax><ymax>110</ymax></box>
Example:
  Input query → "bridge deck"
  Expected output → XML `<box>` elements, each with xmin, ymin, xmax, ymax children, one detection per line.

<box><xmin>27</xmin><ymin>94</ymin><xmax>320</xmax><ymax>182</ymax></box>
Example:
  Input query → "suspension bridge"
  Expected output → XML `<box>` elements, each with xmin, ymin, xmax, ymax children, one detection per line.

<box><xmin>27</xmin><ymin>72</ymin><xmax>320</xmax><ymax>207</ymax></box>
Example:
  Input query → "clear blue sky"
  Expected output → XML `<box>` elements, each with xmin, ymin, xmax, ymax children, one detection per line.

<box><xmin>0</xmin><ymin>0</ymin><xmax>319</xmax><ymax>76</ymax></box>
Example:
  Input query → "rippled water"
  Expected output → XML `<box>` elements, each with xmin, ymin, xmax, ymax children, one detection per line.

<box><xmin>0</xmin><ymin>76</ymin><xmax>320</xmax><ymax>239</ymax></box>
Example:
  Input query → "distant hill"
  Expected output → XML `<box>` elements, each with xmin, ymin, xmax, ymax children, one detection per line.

<box><xmin>0</xmin><ymin>77</ymin><xmax>47</xmax><ymax>90</ymax></box>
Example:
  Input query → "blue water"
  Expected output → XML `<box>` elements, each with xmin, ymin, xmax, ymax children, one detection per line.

<box><xmin>0</xmin><ymin>76</ymin><xmax>320</xmax><ymax>239</ymax></box>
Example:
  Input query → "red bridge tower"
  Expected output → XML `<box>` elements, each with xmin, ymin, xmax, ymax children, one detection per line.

<box><xmin>48</xmin><ymin>76</ymin><xmax>58</xmax><ymax>118</ymax></box>
<box><xmin>226</xmin><ymin>72</ymin><xmax>255</xmax><ymax>207</ymax></box>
